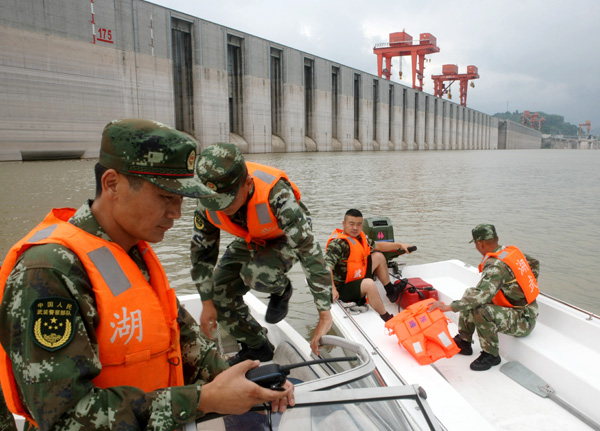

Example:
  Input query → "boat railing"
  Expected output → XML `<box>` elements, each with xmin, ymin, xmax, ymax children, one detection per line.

<box><xmin>294</xmin><ymin>335</ymin><xmax>375</xmax><ymax>393</ymax></box>
<box><xmin>540</xmin><ymin>291</ymin><xmax>600</xmax><ymax>321</ymax></box>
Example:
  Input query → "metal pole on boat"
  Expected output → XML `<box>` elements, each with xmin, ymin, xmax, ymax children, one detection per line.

<box><xmin>500</xmin><ymin>361</ymin><xmax>600</xmax><ymax>430</ymax></box>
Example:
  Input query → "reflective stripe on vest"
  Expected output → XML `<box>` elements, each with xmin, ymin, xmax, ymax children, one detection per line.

<box><xmin>0</xmin><ymin>208</ymin><xmax>184</xmax><ymax>423</ymax></box>
<box><xmin>479</xmin><ymin>245</ymin><xmax>539</xmax><ymax>308</ymax></box>
<box><xmin>255</xmin><ymin>203</ymin><xmax>271</xmax><ymax>225</ymax></box>
<box><xmin>205</xmin><ymin>162</ymin><xmax>302</xmax><ymax>244</ymax></box>
<box><xmin>385</xmin><ymin>298</ymin><xmax>460</xmax><ymax>365</ymax></box>
<box><xmin>88</xmin><ymin>246</ymin><xmax>132</xmax><ymax>296</ymax></box>
<box><xmin>252</xmin><ymin>169</ymin><xmax>276</xmax><ymax>185</ymax></box>
<box><xmin>326</xmin><ymin>229</ymin><xmax>370</xmax><ymax>283</ymax></box>
<box><xmin>29</xmin><ymin>224</ymin><xmax>58</xmax><ymax>243</ymax></box>
<box><xmin>208</xmin><ymin>210</ymin><xmax>222</xmax><ymax>226</ymax></box>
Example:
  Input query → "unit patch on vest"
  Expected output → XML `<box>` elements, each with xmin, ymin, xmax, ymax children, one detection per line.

<box><xmin>31</xmin><ymin>297</ymin><xmax>78</xmax><ymax>352</ymax></box>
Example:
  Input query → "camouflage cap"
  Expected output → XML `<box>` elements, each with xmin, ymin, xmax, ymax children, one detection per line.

<box><xmin>469</xmin><ymin>224</ymin><xmax>498</xmax><ymax>243</ymax></box>
<box><xmin>195</xmin><ymin>143</ymin><xmax>247</xmax><ymax>211</ymax></box>
<box><xmin>99</xmin><ymin>118</ymin><xmax>213</xmax><ymax>198</ymax></box>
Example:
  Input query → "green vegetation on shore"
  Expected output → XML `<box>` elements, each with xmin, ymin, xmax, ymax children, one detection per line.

<box><xmin>493</xmin><ymin>111</ymin><xmax>579</xmax><ymax>136</ymax></box>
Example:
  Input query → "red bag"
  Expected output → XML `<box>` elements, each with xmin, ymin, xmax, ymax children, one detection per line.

<box><xmin>397</xmin><ymin>277</ymin><xmax>439</xmax><ymax>310</ymax></box>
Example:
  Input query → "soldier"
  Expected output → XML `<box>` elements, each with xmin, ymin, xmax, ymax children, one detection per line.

<box><xmin>325</xmin><ymin>209</ymin><xmax>413</xmax><ymax>321</ymax></box>
<box><xmin>429</xmin><ymin>224</ymin><xmax>540</xmax><ymax>371</ymax></box>
<box><xmin>0</xmin><ymin>119</ymin><xmax>293</xmax><ymax>430</ymax></box>
<box><xmin>191</xmin><ymin>143</ymin><xmax>333</xmax><ymax>364</ymax></box>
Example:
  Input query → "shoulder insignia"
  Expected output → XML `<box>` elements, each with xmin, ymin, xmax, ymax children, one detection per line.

<box><xmin>194</xmin><ymin>213</ymin><xmax>205</xmax><ymax>230</ymax></box>
<box><xmin>30</xmin><ymin>297</ymin><xmax>79</xmax><ymax>352</ymax></box>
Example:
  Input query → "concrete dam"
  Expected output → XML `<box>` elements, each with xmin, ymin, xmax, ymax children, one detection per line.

<box><xmin>0</xmin><ymin>0</ymin><xmax>541</xmax><ymax>161</ymax></box>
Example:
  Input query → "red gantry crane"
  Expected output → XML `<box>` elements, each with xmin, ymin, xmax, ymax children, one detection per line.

<box><xmin>522</xmin><ymin>111</ymin><xmax>545</xmax><ymax>131</ymax></box>
<box><xmin>530</xmin><ymin>112</ymin><xmax>545</xmax><ymax>131</ymax></box>
<box><xmin>579</xmin><ymin>121</ymin><xmax>591</xmax><ymax>135</ymax></box>
<box><xmin>431</xmin><ymin>64</ymin><xmax>479</xmax><ymax>107</ymax></box>
<box><xmin>373</xmin><ymin>31</ymin><xmax>440</xmax><ymax>91</ymax></box>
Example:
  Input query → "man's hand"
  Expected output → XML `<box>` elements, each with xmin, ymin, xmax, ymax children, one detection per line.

<box><xmin>428</xmin><ymin>301</ymin><xmax>452</xmax><ymax>313</ymax></box>
<box><xmin>328</xmin><ymin>270</ymin><xmax>339</xmax><ymax>301</ymax></box>
<box><xmin>200</xmin><ymin>300</ymin><xmax>218</xmax><ymax>339</ymax></box>
<box><xmin>331</xmin><ymin>285</ymin><xmax>339</xmax><ymax>301</ymax></box>
<box><xmin>270</xmin><ymin>380</ymin><xmax>295</xmax><ymax>413</ymax></box>
<box><xmin>374</xmin><ymin>241</ymin><xmax>413</xmax><ymax>254</ymax></box>
<box><xmin>396</xmin><ymin>242</ymin><xmax>413</xmax><ymax>253</ymax></box>
<box><xmin>197</xmin><ymin>360</ymin><xmax>295</xmax><ymax>415</ymax></box>
<box><xmin>310</xmin><ymin>310</ymin><xmax>333</xmax><ymax>355</ymax></box>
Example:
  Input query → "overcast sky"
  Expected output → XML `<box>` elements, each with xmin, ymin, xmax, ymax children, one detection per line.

<box><xmin>150</xmin><ymin>0</ymin><xmax>599</xmax><ymax>132</ymax></box>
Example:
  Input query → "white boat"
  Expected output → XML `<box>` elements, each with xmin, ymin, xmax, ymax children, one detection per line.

<box><xmin>331</xmin><ymin>258</ymin><xmax>600</xmax><ymax>431</ymax></box>
<box><xmin>11</xmin><ymin>263</ymin><xmax>600</xmax><ymax>430</ymax></box>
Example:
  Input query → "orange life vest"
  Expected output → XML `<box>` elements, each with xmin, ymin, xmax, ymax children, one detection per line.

<box><xmin>479</xmin><ymin>245</ymin><xmax>539</xmax><ymax>308</ymax></box>
<box><xmin>0</xmin><ymin>208</ymin><xmax>184</xmax><ymax>424</ymax></box>
<box><xmin>205</xmin><ymin>162</ymin><xmax>301</xmax><ymax>245</ymax></box>
<box><xmin>385</xmin><ymin>298</ymin><xmax>460</xmax><ymax>365</ymax></box>
<box><xmin>326</xmin><ymin>230</ymin><xmax>371</xmax><ymax>283</ymax></box>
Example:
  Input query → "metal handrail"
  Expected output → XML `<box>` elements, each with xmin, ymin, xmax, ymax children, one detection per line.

<box><xmin>540</xmin><ymin>291</ymin><xmax>600</xmax><ymax>321</ymax></box>
<box><xmin>294</xmin><ymin>335</ymin><xmax>376</xmax><ymax>393</ymax></box>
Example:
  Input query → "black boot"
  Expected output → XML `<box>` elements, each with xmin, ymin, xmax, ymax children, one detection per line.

<box><xmin>265</xmin><ymin>282</ymin><xmax>293</xmax><ymax>324</ymax></box>
<box><xmin>226</xmin><ymin>340</ymin><xmax>275</xmax><ymax>366</ymax></box>
<box><xmin>470</xmin><ymin>351</ymin><xmax>501</xmax><ymax>371</ymax></box>
<box><xmin>380</xmin><ymin>312</ymin><xmax>394</xmax><ymax>322</ymax></box>
<box><xmin>453</xmin><ymin>335</ymin><xmax>473</xmax><ymax>356</ymax></box>
<box><xmin>386</xmin><ymin>280</ymin><xmax>405</xmax><ymax>303</ymax></box>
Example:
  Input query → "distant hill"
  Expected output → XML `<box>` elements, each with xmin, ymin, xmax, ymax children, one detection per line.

<box><xmin>493</xmin><ymin>111</ymin><xmax>579</xmax><ymax>136</ymax></box>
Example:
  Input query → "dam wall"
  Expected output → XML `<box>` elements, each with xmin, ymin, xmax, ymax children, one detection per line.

<box><xmin>497</xmin><ymin>120</ymin><xmax>542</xmax><ymax>149</ymax></box>
<box><xmin>1</xmin><ymin>0</ymin><xmax>536</xmax><ymax>161</ymax></box>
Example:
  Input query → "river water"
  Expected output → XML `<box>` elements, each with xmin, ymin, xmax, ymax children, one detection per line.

<box><xmin>1</xmin><ymin>149</ymin><xmax>599</xmax><ymax>340</ymax></box>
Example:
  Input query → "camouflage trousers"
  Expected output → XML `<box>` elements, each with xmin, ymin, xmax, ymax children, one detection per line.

<box><xmin>0</xmin><ymin>388</ymin><xmax>17</xmax><ymax>431</ymax></box>
<box><xmin>212</xmin><ymin>237</ymin><xmax>296</xmax><ymax>349</ymax></box>
<box><xmin>458</xmin><ymin>302</ymin><xmax>538</xmax><ymax>357</ymax></box>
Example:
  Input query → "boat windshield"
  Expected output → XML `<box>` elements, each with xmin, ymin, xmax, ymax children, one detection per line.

<box><xmin>197</xmin><ymin>336</ymin><xmax>440</xmax><ymax>431</ymax></box>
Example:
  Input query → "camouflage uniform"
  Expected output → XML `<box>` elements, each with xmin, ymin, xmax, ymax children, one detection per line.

<box><xmin>451</xmin><ymin>224</ymin><xmax>540</xmax><ymax>357</ymax></box>
<box><xmin>0</xmin><ymin>389</ymin><xmax>17</xmax><ymax>431</ymax></box>
<box><xmin>325</xmin><ymin>236</ymin><xmax>376</xmax><ymax>285</ymax></box>
<box><xmin>0</xmin><ymin>119</ymin><xmax>229</xmax><ymax>430</ymax></box>
<box><xmin>191</xmin><ymin>144</ymin><xmax>331</xmax><ymax>349</ymax></box>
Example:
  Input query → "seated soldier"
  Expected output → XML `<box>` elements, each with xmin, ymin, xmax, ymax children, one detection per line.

<box><xmin>429</xmin><ymin>224</ymin><xmax>540</xmax><ymax>371</ymax></box>
<box><xmin>325</xmin><ymin>209</ymin><xmax>414</xmax><ymax>322</ymax></box>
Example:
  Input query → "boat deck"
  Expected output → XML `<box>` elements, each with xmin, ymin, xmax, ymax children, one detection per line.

<box><xmin>332</xmin><ymin>259</ymin><xmax>600</xmax><ymax>430</ymax></box>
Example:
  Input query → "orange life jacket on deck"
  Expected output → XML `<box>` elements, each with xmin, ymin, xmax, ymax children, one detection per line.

<box><xmin>385</xmin><ymin>298</ymin><xmax>460</xmax><ymax>365</ymax></box>
<box><xmin>479</xmin><ymin>245</ymin><xmax>539</xmax><ymax>308</ymax></box>
<box><xmin>326</xmin><ymin>230</ymin><xmax>371</xmax><ymax>283</ymax></box>
<box><xmin>205</xmin><ymin>162</ymin><xmax>301</xmax><ymax>245</ymax></box>
<box><xmin>0</xmin><ymin>208</ymin><xmax>184</xmax><ymax>424</ymax></box>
